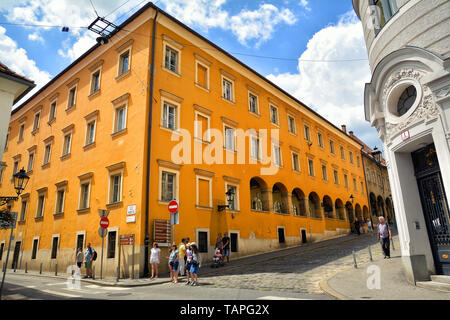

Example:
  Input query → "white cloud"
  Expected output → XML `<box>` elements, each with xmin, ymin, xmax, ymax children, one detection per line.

<box><xmin>266</xmin><ymin>11</ymin><xmax>381</xmax><ymax>148</ymax></box>
<box><xmin>0</xmin><ymin>26</ymin><xmax>51</xmax><ymax>107</ymax></box>
<box><xmin>28</xmin><ymin>32</ymin><xmax>44</xmax><ymax>43</ymax></box>
<box><xmin>299</xmin><ymin>0</ymin><xmax>311</xmax><ymax>11</ymax></box>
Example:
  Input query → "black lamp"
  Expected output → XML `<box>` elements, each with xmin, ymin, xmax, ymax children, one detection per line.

<box><xmin>218</xmin><ymin>187</ymin><xmax>235</xmax><ymax>212</ymax></box>
<box><xmin>349</xmin><ymin>194</ymin><xmax>354</xmax><ymax>204</ymax></box>
<box><xmin>0</xmin><ymin>168</ymin><xmax>30</xmax><ymax>206</ymax></box>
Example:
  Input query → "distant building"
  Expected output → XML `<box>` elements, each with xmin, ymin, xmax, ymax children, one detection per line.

<box><xmin>353</xmin><ymin>0</ymin><xmax>450</xmax><ymax>282</ymax></box>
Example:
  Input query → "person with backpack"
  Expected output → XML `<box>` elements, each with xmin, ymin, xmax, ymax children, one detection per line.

<box><xmin>377</xmin><ymin>216</ymin><xmax>392</xmax><ymax>258</ymax></box>
<box><xmin>84</xmin><ymin>242</ymin><xmax>96</xmax><ymax>279</ymax></box>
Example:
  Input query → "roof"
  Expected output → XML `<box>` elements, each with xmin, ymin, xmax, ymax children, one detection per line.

<box><xmin>10</xmin><ymin>2</ymin><xmax>364</xmax><ymax>149</ymax></box>
<box><xmin>0</xmin><ymin>61</ymin><xmax>35</xmax><ymax>104</ymax></box>
<box><xmin>347</xmin><ymin>131</ymin><xmax>387</xmax><ymax>166</ymax></box>
<box><xmin>0</xmin><ymin>61</ymin><xmax>34</xmax><ymax>84</ymax></box>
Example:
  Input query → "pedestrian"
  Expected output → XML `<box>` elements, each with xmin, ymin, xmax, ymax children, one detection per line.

<box><xmin>166</xmin><ymin>246</ymin><xmax>173</xmax><ymax>281</ymax></box>
<box><xmin>377</xmin><ymin>216</ymin><xmax>392</xmax><ymax>258</ymax></box>
<box><xmin>367</xmin><ymin>219</ymin><xmax>373</xmax><ymax>233</ymax></box>
<box><xmin>169</xmin><ymin>243</ymin><xmax>179</xmax><ymax>283</ymax></box>
<box><xmin>178</xmin><ymin>238</ymin><xmax>186</xmax><ymax>277</ymax></box>
<box><xmin>75</xmin><ymin>247</ymin><xmax>83</xmax><ymax>271</ymax></box>
<box><xmin>354</xmin><ymin>218</ymin><xmax>361</xmax><ymax>236</ymax></box>
<box><xmin>185</xmin><ymin>242</ymin><xmax>193</xmax><ymax>285</ymax></box>
<box><xmin>189</xmin><ymin>242</ymin><xmax>201</xmax><ymax>286</ymax></box>
<box><xmin>222</xmin><ymin>232</ymin><xmax>231</xmax><ymax>263</ymax></box>
<box><xmin>84</xmin><ymin>243</ymin><xmax>94</xmax><ymax>279</ymax></box>
<box><xmin>150</xmin><ymin>242</ymin><xmax>161</xmax><ymax>279</ymax></box>
<box><xmin>361</xmin><ymin>218</ymin><xmax>365</xmax><ymax>233</ymax></box>
<box><xmin>215</xmin><ymin>233</ymin><xmax>222</xmax><ymax>248</ymax></box>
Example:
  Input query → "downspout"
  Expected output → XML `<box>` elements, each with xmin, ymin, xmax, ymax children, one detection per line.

<box><xmin>144</xmin><ymin>6</ymin><xmax>159</xmax><ymax>277</ymax></box>
<box><xmin>361</xmin><ymin>149</ymin><xmax>373</xmax><ymax>229</ymax></box>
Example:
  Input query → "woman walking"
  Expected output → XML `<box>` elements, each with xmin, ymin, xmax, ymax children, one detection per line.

<box><xmin>169</xmin><ymin>244</ymin><xmax>179</xmax><ymax>283</ymax></box>
<box><xmin>75</xmin><ymin>248</ymin><xmax>83</xmax><ymax>271</ymax></box>
<box><xmin>185</xmin><ymin>243</ymin><xmax>193</xmax><ymax>285</ymax></box>
<box><xmin>150</xmin><ymin>242</ymin><xmax>161</xmax><ymax>279</ymax></box>
<box><xmin>189</xmin><ymin>243</ymin><xmax>201</xmax><ymax>286</ymax></box>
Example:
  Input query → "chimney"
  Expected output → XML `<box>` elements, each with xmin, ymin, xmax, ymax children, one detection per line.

<box><xmin>341</xmin><ymin>125</ymin><xmax>347</xmax><ymax>133</ymax></box>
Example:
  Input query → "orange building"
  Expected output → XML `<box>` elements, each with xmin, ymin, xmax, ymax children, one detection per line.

<box><xmin>0</xmin><ymin>3</ymin><xmax>369</xmax><ymax>277</ymax></box>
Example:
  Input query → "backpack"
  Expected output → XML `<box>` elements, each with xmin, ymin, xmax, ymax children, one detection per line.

<box><xmin>90</xmin><ymin>248</ymin><xmax>97</xmax><ymax>261</ymax></box>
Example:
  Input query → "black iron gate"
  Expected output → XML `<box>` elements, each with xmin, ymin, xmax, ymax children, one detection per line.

<box><xmin>412</xmin><ymin>144</ymin><xmax>450</xmax><ymax>275</ymax></box>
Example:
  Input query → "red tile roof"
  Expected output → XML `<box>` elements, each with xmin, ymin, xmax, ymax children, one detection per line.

<box><xmin>0</xmin><ymin>61</ymin><xmax>34</xmax><ymax>84</ymax></box>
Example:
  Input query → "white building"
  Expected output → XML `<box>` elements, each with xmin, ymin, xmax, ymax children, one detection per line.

<box><xmin>353</xmin><ymin>0</ymin><xmax>450</xmax><ymax>283</ymax></box>
<box><xmin>0</xmin><ymin>62</ymin><xmax>35</xmax><ymax>162</ymax></box>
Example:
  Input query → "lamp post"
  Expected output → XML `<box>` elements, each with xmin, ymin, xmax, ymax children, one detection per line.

<box><xmin>218</xmin><ymin>188</ymin><xmax>235</xmax><ymax>212</ymax></box>
<box><xmin>372</xmin><ymin>147</ymin><xmax>386</xmax><ymax>217</ymax></box>
<box><xmin>0</xmin><ymin>168</ymin><xmax>30</xmax><ymax>300</ymax></box>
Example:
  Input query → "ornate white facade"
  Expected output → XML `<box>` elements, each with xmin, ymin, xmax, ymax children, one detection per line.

<box><xmin>354</xmin><ymin>0</ymin><xmax>450</xmax><ymax>283</ymax></box>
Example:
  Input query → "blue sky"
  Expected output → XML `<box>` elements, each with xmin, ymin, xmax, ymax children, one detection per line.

<box><xmin>0</xmin><ymin>0</ymin><xmax>382</xmax><ymax>150</ymax></box>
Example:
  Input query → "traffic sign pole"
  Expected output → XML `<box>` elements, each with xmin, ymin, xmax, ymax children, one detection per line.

<box><xmin>98</xmin><ymin>215</ymin><xmax>109</xmax><ymax>280</ymax></box>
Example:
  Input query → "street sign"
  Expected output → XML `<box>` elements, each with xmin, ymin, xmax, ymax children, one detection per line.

<box><xmin>98</xmin><ymin>226</ymin><xmax>108</xmax><ymax>238</ymax></box>
<box><xmin>98</xmin><ymin>209</ymin><xmax>109</xmax><ymax>218</ymax></box>
<box><xmin>168</xmin><ymin>200</ymin><xmax>179</xmax><ymax>214</ymax></box>
<box><xmin>126</xmin><ymin>216</ymin><xmax>136</xmax><ymax>223</ymax></box>
<box><xmin>127</xmin><ymin>205</ymin><xmax>136</xmax><ymax>215</ymax></box>
<box><xmin>120</xmin><ymin>234</ymin><xmax>135</xmax><ymax>245</ymax></box>
<box><xmin>401</xmin><ymin>130</ymin><xmax>410</xmax><ymax>141</ymax></box>
<box><xmin>100</xmin><ymin>217</ymin><xmax>109</xmax><ymax>229</ymax></box>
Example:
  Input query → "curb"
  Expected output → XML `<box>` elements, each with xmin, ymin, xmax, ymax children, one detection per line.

<box><xmin>318</xmin><ymin>266</ymin><xmax>354</xmax><ymax>300</ymax></box>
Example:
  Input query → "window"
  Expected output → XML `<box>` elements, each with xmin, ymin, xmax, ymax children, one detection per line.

<box><xmin>55</xmin><ymin>189</ymin><xmax>65</xmax><ymax>214</ymax></box>
<box><xmin>374</xmin><ymin>0</ymin><xmax>399</xmax><ymax>29</ymax></box>
<box><xmin>344</xmin><ymin>174</ymin><xmax>349</xmax><ymax>189</ymax></box>
<box><xmin>248</xmin><ymin>93</ymin><xmax>258</xmax><ymax>114</ymax></box>
<box><xmin>334</xmin><ymin>170</ymin><xmax>339</xmax><ymax>185</ymax></box>
<box><xmin>79</xmin><ymin>182</ymin><xmax>90</xmax><ymax>209</ymax></box>
<box><xmin>62</xmin><ymin>133</ymin><xmax>71</xmax><ymax>156</ymax></box>
<box><xmin>198</xmin><ymin>231</ymin><xmax>208</xmax><ymax>253</ymax></box>
<box><xmin>353</xmin><ymin>178</ymin><xmax>357</xmax><ymax>191</ymax></box>
<box><xmin>27</xmin><ymin>152</ymin><xmax>34</xmax><ymax>172</ymax></box>
<box><xmin>273</xmin><ymin>144</ymin><xmax>281</xmax><ymax>167</ymax></box>
<box><xmin>31</xmin><ymin>239</ymin><xmax>38</xmax><ymax>259</ymax></box>
<box><xmin>357</xmin><ymin>156</ymin><xmax>361</xmax><ymax>168</ymax></box>
<box><xmin>18</xmin><ymin>124</ymin><xmax>24</xmax><ymax>142</ymax></box>
<box><xmin>321</xmin><ymin>165</ymin><xmax>327</xmax><ymax>181</ymax></box>
<box><xmin>49</xmin><ymin>101</ymin><xmax>57</xmax><ymax>122</ymax></box>
<box><xmin>397</xmin><ymin>85</ymin><xmax>417</xmax><ymax>116</ymax></box>
<box><xmin>33</xmin><ymin>112</ymin><xmax>40</xmax><ymax>132</ymax></box>
<box><xmin>76</xmin><ymin>234</ymin><xmax>84</xmax><ymax>251</ymax></box>
<box><xmin>308</xmin><ymin>159</ymin><xmax>314</xmax><ymax>177</ymax></box>
<box><xmin>349</xmin><ymin>151</ymin><xmax>354</xmax><ymax>164</ymax></box>
<box><xmin>195</xmin><ymin>62</ymin><xmax>209</xmax><ymax>89</ymax></box>
<box><xmin>224</xmin><ymin>126</ymin><xmax>235</xmax><ymax>151</ymax></box>
<box><xmin>304</xmin><ymin>126</ymin><xmax>311</xmax><ymax>141</ymax></box>
<box><xmin>68</xmin><ymin>87</ymin><xmax>76</xmax><ymax>109</ymax></box>
<box><xmin>330</xmin><ymin>140</ymin><xmax>335</xmax><ymax>154</ymax></box>
<box><xmin>162</xmin><ymin>102</ymin><xmax>177</xmax><ymax>130</ymax></box>
<box><xmin>119</xmin><ymin>50</ymin><xmax>130</xmax><ymax>75</ymax></box>
<box><xmin>90</xmin><ymin>70</ymin><xmax>101</xmax><ymax>94</ymax></box>
<box><xmin>292</xmin><ymin>153</ymin><xmax>300</xmax><ymax>172</ymax></box>
<box><xmin>197</xmin><ymin>176</ymin><xmax>211</xmax><ymax>207</ymax></box>
<box><xmin>226</xmin><ymin>185</ymin><xmax>238</xmax><ymax>211</ymax></box>
<box><xmin>12</xmin><ymin>161</ymin><xmax>19</xmax><ymax>177</ymax></box>
<box><xmin>161</xmin><ymin>171</ymin><xmax>175</xmax><ymax>202</ymax></box>
<box><xmin>36</xmin><ymin>194</ymin><xmax>45</xmax><ymax>218</ymax></box>
<box><xmin>107</xmin><ymin>231</ymin><xmax>117</xmax><ymax>259</ymax></box>
<box><xmin>86</xmin><ymin>121</ymin><xmax>96</xmax><ymax>145</ymax></box>
<box><xmin>223</xmin><ymin>78</ymin><xmax>233</xmax><ymax>102</ymax></box>
<box><xmin>340</xmin><ymin>146</ymin><xmax>345</xmax><ymax>160</ymax></box>
<box><xmin>20</xmin><ymin>199</ymin><xmax>27</xmax><ymax>221</ymax></box>
<box><xmin>110</xmin><ymin>174</ymin><xmax>122</xmax><ymax>204</ymax></box>
<box><xmin>43</xmin><ymin>144</ymin><xmax>51</xmax><ymax>165</ymax></box>
<box><xmin>195</xmin><ymin>112</ymin><xmax>210</xmax><ymax>142</ymax></box>
<box><xmin>317</xmin><ymin>132</ymin><xmax>323</xmax><ymax>148</ymax></box>
<box><xmin>270</xmin><ymin>106</ymin><xmax>278</xmax><ymax>125</ymax></box>
<box><xmin>361</xmin><ymin>181</ymin><xmax>364</xmax><ymax>194</ymax></box>
<box><xmin>114</xmin><ymin>105</ymin><xmax>126</xmax><ymax>133</ymax></box>
<box><xmin>288</xmin><ymin>116</ymin><xmax>296</xmax><ymax>134</ymax></box>
<box><xmin>51</xmin><ymin>236</ymin><xmax>58</xmax><ymax>259</ymax></box>
<box><xmin>164</xmin><ymin>45</ymin><xmax>179</xmax><ymax>73</ymax></box>
<box><xmin>251</xmin><ymin>136</ymin><xmax>260</xmax><ymax>160</ymax></box>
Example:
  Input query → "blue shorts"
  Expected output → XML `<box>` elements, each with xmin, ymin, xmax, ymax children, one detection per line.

<box><xmin>186</xmin><ymin>263</ymin><xmax>192</xmax><ymax>272</ymax></box>
<box><xmin>223</xmin><ymin>247</ymin><xmax>230</xmax><ymax>257</ymax></box>
<box><xmin>170</xmin><ymin>261</ymin><xmax>179</xmax><ymax>271</ymax></box>
<box><xmin>190</xmin><ymin>263</ymin><xmax>199</xmax><ymax>274</ymax></box>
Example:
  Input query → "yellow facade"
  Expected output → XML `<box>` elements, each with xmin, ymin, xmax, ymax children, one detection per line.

<box><xmin>0</xmin><ymin>4</ymin><xmax>369</xmax><ymax>277</ymax></box>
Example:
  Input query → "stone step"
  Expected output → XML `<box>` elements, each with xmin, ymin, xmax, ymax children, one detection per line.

<box><xmin>416</xmin><ymin>280</ymin><xmax>450</xmax><ymax>293</ymax></box>
<box><xmin>430</xmin><ymin>275</ymin><xmax>450</xmax><ymax>284</ymax></box>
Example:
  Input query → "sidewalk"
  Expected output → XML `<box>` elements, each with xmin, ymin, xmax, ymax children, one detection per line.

<box><xmin>321</xmin><ymin>249</ymin><xmax>450</xmax><ymax>300</ymax></box>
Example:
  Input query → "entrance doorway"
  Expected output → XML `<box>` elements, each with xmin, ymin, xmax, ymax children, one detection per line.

<box><xmin>11</xmin><ymin>241</ymin><xmax>21</xmax><ymax>269</ymax></box>
<box><xmin>412</xmin><ymin>143</ymin><xmax>450</xmax><ymax>275</ymax></box>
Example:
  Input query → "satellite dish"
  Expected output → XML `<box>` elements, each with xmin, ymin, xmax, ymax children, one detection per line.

<box><xmin>96</xmin><ymin>36</ymin><xmax>109</xmax><ymax>45</ymax></box>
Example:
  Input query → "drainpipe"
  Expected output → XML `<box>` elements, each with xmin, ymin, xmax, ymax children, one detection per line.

<box><xmin>143</xmin><ymin>6</ymin><xmax>159</xmax><ymax>278</ymax></box>
<box><xmin>361</xmin><ymin>149</ymin><xmax>373</xmax><ymax>229</ymax></box>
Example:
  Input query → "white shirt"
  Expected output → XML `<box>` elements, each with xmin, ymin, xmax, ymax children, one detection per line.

<box><xmin>150</xmin><ymin>248</ymin><xmax>160</xmax><ymax>262</ymax></box>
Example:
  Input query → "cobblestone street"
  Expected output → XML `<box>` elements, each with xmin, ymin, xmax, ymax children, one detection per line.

<box><xmin>200</xmin><ymin>231</ymin><xmax>400</xmax><ymax>295</ymax></box>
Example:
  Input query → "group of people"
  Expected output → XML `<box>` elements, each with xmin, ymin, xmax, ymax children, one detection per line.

<box><xmin>149</xmin><ymin>238</ymin><xmax>201</xmax><ymax>286</ymax></box>
<box><xmin>75</xmin><ymin>242</ymin><xmax>96</xmax><ymax>279</ymax></box>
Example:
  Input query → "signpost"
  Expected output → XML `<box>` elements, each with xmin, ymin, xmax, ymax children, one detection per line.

<box><xmin>168</xmin><ymin>200</ymin><xmax>179</xmax><ymax>244</ymax></box>
<box><xmin>99</xmin><ymin>213</ymin><xmax>109</xmax><ymax>280</ymax></box>
<box><xmin>0</xmin><ymin>212</ymin><xmax>18</xmax><ymax>300</ymax></box>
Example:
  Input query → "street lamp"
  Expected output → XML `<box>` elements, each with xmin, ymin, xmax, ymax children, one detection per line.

<box><xmin>0</xmin><ymin>168</ymin><xmax>30</xmax><ymax>205</ymax></box>
<box><xmin>218</xmin><ymin>188</ymin><xmax>235</xmax><ymax>212</ymax></box>
<box><xmin>349</xmin><ymin>194</ymin><xmax>354</xmax><ymax>204</ymax></box>
<box><xmin>372</xmin><ymin>146</ymin><xmax>382</xmax><ymax>163</ymax></box>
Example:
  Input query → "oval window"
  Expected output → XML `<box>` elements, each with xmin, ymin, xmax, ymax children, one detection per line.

<box><xmin>397</xmin><ymin>85</ymin><xmax>417</xmax><ymax>116</ymax></box>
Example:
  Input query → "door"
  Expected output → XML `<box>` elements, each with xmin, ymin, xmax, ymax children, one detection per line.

<box><xmin>11</xmin><ymin>241</ymin><xmax>21</xmax><ymax>269</ymax></box>
<box><xmin>412</xmin><ymin>144</ymin><xmax>450</xmax><ymax>275</ymax></box>
<box><xmin>230</xmin><ymin>233</ymin><xmax>238</xmax><ymax>252</ymax></box>
<box><xmin>301</xmin><ymin>229</ymin><xmax>307</xmax><ymax>243</ymax></box>
<box><xmin>278</xmin><ymin>228</ymin><xmax>285</xmax><ymax>243</ymax></box>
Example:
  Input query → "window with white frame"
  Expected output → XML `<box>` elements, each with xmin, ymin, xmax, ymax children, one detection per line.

<box><xmin>357</xmin><ymin>156</ymin><xmax>361</xmax><ymax>168</ymax></box>
<box><xmin>292</xmin><ymin>152</ymin><xmax>300</xmax><ymax>172</ymax></box>
<box><xmin>308</xmin><ymin>159</ymin><xmax>314</xmax><ymax>177</ymax></box>
<box><xmin>333</xmin><ymin>170</ymin><xmax>339</xmax><ymax>184</ymax></box>
<box><xmin>27</xmin><ymin>151</ymin><xmax>34</xmax><ymax>172</ymax></box>
<box><xmin>12</xmin><ymin>160</ymin><xmax>19</xmax><ymax>179</ymax></box>
<box><xmin>164</xmin><ymin>45</ymin><xmax>179</xmax><ymax>73</ymax></box>
<box><xmin>360</xmin><ymin>181</ymin><xmax>364</xmax><ymax>194</ymax></box>
<box><xmin>33</xmin><ymin>112</ymin><xmax>40</xmax><ymax>132</ymax></box>
<box><xmin>18</xmin><ymin>124</ymin><xmax>25</xmax><ymax>142</ymax></box>
<box><xmin>317</xmin><ymin>132</ymin><xmax>323</xmax><ymax>147</ymax></box>
<box><xmin>36</xmin><ymin>192</ymin><xmax>45</xmax><ymax>218</ymax></box>
<box><xmin>251</xmin><ymin>136</ymin><xmax>260</xmax><ymax>160</ymax></box>
<box><xmin>288</xmin><ymin>115</ymin><xmax>296</xmax><ymax>134</ymax></box>
<box><xmin>85</xmin><ymin>120</ymin><xmax>96</xmax><ymax>145</ymax></box>
<box><xmin>195</xmin><ymin>112</ymin><xmax>210</xmax><ymax>143</ymax></box>
<box><xmin>19</xmin><ymin>198</ymin><xmax>28</xmax><ymax>221</ymax></box>
<box><xmin>349</xmin><ymin>151</ymin><xmax>354</xmax><ymax>164</ymax></box>
<box><xmin>62</xmin><ymin>133</ymin><xmax>72</xmax><ymax>156</ymax></box>
<box><xmin>248</xmin><ymin>93</ymin><xmax>258</xmax><ymax>114</ymax></box>
<box><xmin>344</xmin><ymin>174</ymin><xmax>349</xmax><ymax>189</ymax></box>
<box><xmin>272</xmin><ymin>143</ymin><xmax>281</xmax><ymax>167</ymax></box>
<box><xmin>321</xmin><ymin>165</ymin><xmax>327</xmax><ymax>181</ymax></box>
<box><xmin>43</xmin><ymin>143</ymin><xmax>51</xmax><ymax>165</ymax></box>
<box><xmin>90</xmin><ymin>69</ymin><xmax>101</xmax><ymax>95</ymax></box>
<box><xmin>304</xmin><ymin>125</ymin><xmax>311</xmax><ymax>141</ymax></box>
<box><xmin>270</xmin><ymin>105</ymin><xmax>278</xmax><ymax>125</ymax></box>
<box><xmin>224</xmin><ymin>125</ymin><xmax>235</xmax><ymax>151</ymax></box>
<box><xmin>67</xmin><ymin>86</ymin><xmax>77</xmax><ymax>109</ymax></box>
<box><xmin>51</xmin><ymin>236</ymin><xmax>59</xmax><ymax>259</ymax></box>
<box><xmin>195</xmin><ymin>61</ymin><xmax>209</xmax><ymax>90</ymax></box>
<box><xmin>109</xmin><ymin>173</ymin><xmax>122</xmax><ymax>204</ymax></box>
<box><xmin>55</xmin><ymin>187</ymin><xmax>66</xmax><ymax>214</ymax></box>
<box><xmin>223</xmin><ymin>77</ymin><xmax>234</xmax><ymax>102</ymax></box>
<box><xmin>79</xmin><ymin>181</ymin><xmax>91</xmax><ymax>210</ymax></box>
<box><xmin>340</xmin><ymin>146</ymin><xmax>345</xmax><ymax>160</ymax></box>
<box><xmin>114</xmin><ymin>105</ymin><xmax>127</xmax><ymax>133</ymax></box>
<box><xmin>49</xmin><ymin>101</ymin><xmax>57</xmax><ymax>122</ymax></box>
<box><xmin>196</xmin><ymin>176</ymin><xmax>212</xmax><ymax>208</ymax></box>
<box><xmin>118</xmin><ymin>49</ymin><xmax>130</xmax><ymax>76</ymax></box>
<box><xmin>330</xmin><ymin>140</ymin><xmax>335</xmax><ymax>154</ymax></box>
<box><xmin>162</xmin><ymin>101</ymin><xmax>177</xmax><ymax>131</ymax></box>
<box><xmin>161</xmin><ymin>171</ymin><xmax>176</xmax><ymax>202</ymax></box>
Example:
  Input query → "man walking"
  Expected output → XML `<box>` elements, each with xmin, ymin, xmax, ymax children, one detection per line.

<box><xmin>178</xmin><ymin>238</ymin><xmax>186</xmax><ymax>277</ymax></box>
<box><xmin>377</xmin><ymin>216</ymin><xmax>392</xmax><ymax>259</ymax></box>
<box><xmin>84</xmin><ymin>243</ymin><xmax>94</xmax><ymax>278</ymax></box>
<box><xmin>222</xmin><ymin>232</ymin><xmax>231</xmax><ymax>263</ymax></box>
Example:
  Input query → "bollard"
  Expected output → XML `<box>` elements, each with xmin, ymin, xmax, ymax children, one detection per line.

<box><xmin>92</xmin><ymin>266</ymin><xmax>95</xmax><ymax>280</ymax></box>
<box><xmin>368</xmin><ymin>245</ymin><xmax>373</xmax><ymax>262</ymax></box>
<box><xmin>40</xmin><ymin>263</ymin><xmax>42</xmax><ymax>274</ymax></box>
<box><xmin>391</xmin><ymin>238</ymin><xmax>395</xmax><ymax>251</ymax></box>
<box><xmin>2</xmin><ymin>263</ymin><xmax>5</xmax><ymax>273</ymax></box>
<box><xmin>55</xmin><ymin>264</ymin><xmax>58</xmax><ymax>276</ymax></box>
<box><xmin>116</xmin><ymin>266</ymin><xmax>119</xmax><ymax>282</ymax></box>
<box><xmin>25</xmin><ymin>262</ymin><xmax>28</xmax><ymax>273</ymax></box>
<box><xmin>13</xmin><ymin>263</ymin><xmax>16</xmax><ymax>273</ymax></box>
<box><xmin>352</xmin><ymin>250</ymin><xmax>358</xmax><ymax>269</ymax></box>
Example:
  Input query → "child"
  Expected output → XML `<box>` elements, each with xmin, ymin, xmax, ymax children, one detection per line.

<box><xmin>212</xmin><ymin>242</ymin><xmax>223</xmax><ymax>266</ymax></box>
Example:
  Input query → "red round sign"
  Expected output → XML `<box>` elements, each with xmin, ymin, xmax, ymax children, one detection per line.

<box><xmin>100</xmin><ymin>216</ymin><xmax>109</xmax><ymax>229</ymax></box>
<box><xmin>168</xmin><ymin>200</ymin><xmax>179</xmax><ymax>214</ymax></box>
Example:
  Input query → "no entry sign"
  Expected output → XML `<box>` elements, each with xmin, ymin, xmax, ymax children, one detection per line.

<box><xmin>100</xmin><ymin>216</ymin><xmax>109</xmax><ymax>229</ymax></box>
<box><xmin>168</xmin><ymin>200</ymin><xmax>179</xmax><ymax>214</ymax></box>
